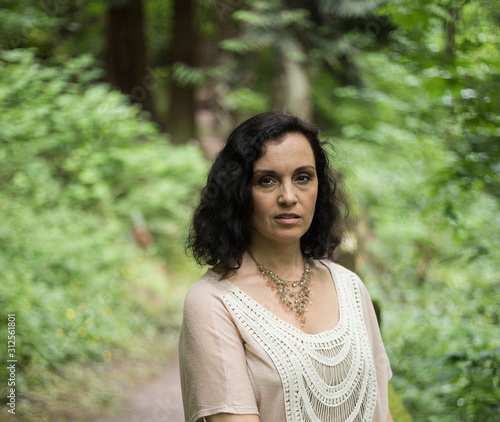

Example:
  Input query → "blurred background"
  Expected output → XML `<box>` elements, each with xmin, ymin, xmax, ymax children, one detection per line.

<box><xmin>0</xmin><ymin>0</ymin><xmax>499</xmax><ymax>421</ymax></box>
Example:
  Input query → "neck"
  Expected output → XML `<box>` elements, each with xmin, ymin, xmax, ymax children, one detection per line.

<box><xmin>247</xmin><ymin>239</ymin><xmax>305</xmax><ymax>280</ymax></box>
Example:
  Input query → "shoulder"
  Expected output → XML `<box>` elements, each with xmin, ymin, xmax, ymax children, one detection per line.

<box><xmin>318</xmin><ymin>260</ymin><xmax>372</xmax><ymax>297</ymax></box>
<box><xmin>182</xmin><ymin>270</ymin><xmax>236</xmax><ymax>327</ymax></box>
<box><xmin>180</xmin><ymin>271</ymin><xmax>245</xmax><ymax>352</ymax></box>
<box><xmin>184</xmin><ymin>270</ymin><xmax>232</xmax><ymax>306</ymax></box>
<box><xmin>317</xmin><ymin>259</ymin><xmax>358</xmax><ymax>277</ymax></box>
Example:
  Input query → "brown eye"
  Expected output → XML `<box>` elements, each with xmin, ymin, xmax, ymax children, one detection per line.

<box><xmin>296</xmin><ymin>174</ymin><xmax>312</xmax><ymax>184</ymax></box>
<box><xmin>259</xmin><ymin>176</ymin><xmax>274</xmax><ymax>186</ymax></box>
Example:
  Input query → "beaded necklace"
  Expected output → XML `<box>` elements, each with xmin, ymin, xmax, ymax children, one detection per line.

<box><xmin>250</xmin><ymin>254</ymin><xmax>313</xmax><ymax>327</ymax></box>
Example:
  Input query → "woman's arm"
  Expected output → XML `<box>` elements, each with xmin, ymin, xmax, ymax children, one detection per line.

<box><xmin>206</xmin><ymin>414</ymin><xmax>260</xmax><ymax>422</ymax></box>
<box><xmin>180</xmin><ymin>279</ymin><xmax>260</xmax><ymax>422</ymax></box>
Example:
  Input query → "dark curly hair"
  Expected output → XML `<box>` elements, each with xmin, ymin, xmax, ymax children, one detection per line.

<box><xmin>187</xmin><ymin>111</ymin><xmax>349</xmax><ymax>278</ymax></box>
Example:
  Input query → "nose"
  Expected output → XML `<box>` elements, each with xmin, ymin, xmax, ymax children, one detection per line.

<box><xmin>278</xmin><ymin>182</ymin><xmax>297</xmax><ymax>206</ymax></box>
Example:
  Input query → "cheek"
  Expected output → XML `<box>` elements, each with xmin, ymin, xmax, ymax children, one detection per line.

<box><xmin>307</xmin><ymin>185</ymin><xmax>319</xmax><ymax>208</ymax></box>
<box><xmin>251</xmin><ymin>192</ymin><xmax>267</xmax><ymax>219</ymax></box>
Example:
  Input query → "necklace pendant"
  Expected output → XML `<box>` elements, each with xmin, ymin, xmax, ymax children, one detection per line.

<box><xmin>250</xmin><ymin>253</ymin><xmax>313</xmax><ymax>326</ymax></box>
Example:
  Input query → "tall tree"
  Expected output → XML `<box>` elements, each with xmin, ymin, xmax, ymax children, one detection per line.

<box><xmin>167</xmin><ymin>0</ymin><xmax>198</xmax><ymax>143</ymax></box>
<box><xmin>443</xmin><ymin>0</ymin><xmax>471</xmax><ymax>57</ymax></box>
<box><xmin>105</xmin><ymin>0</ymin><xmax>157</xmax><ymax>120</ymax></box>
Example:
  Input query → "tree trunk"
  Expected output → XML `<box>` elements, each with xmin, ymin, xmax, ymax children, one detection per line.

<box><xmin>105</xmin><ymin>0</ymin><xmax>157</xmax><ymax>120</ymax></box>
<box><xmin>445</xmin><ymin>0</ymin><xmax>471</xmax><ymax>58</ymax></box>
<box><xmin>167</xmin><ymin>0</ymin><xmax>198</xmax><ymax>144</ymax></box>
<box><xmin>273</xmin><ymin>54</ymin><xmax>312</xmax><ymax>121</ymax></box>
<box><xmin>444</xmin><ymin>7</ymin><xmax>457</xmax><ymax>57</ymax></box>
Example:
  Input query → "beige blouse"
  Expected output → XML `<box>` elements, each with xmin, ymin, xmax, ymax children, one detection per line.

<box><xmin>179</xmin><ymin>261</ymin><xmax>392</xmax><ymax>422</ymax></box>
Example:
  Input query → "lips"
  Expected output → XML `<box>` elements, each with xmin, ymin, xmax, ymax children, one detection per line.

<box><xmin>275</xmin><ymin>213</ymin><xmax>301</xmax><ymax>224</ymax></box>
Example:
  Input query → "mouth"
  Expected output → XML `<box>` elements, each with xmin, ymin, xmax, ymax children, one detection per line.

<box><xmin>274</xmin><ymin>213</ymin><xmax>301</xmax><ymax>224</ymax></box>
<box><xmin>275</xmin><ymin>214</ymin><xmax>300</xmax><ymax>219</ymax></box>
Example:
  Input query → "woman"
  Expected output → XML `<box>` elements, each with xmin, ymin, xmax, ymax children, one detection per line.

<box><xmin>180</xmin><ymin>111</ymin><xmax>393</xmax><ymax>422</ymax></box>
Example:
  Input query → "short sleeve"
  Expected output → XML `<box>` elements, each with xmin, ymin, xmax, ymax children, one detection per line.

<box><xmin>179</xmin><ymin>276</ymin><xmax>259</xmax><ymax>422</ymax></box>
<box><xmin>357</xmin><ymin>277</ymin><xmax>392</xmax><ymax>420</ymax></box>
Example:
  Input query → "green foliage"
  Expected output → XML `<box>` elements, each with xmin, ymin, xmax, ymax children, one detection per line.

<box><xmin>223</xmin><ymin>87</ymin><xmax>269</xmax><ymax>114</ymax></box>
<box><xmin>388</xmin><ymin>382</ymin><xmax>414</xmax><ymax>422</ymax></box>
<box><xmin>0</xmin><ymin>49</ymin><xmax>206</xmax><ymax>246</ymax></box>
<box><xmin>384</xmin><ymin>278</ymin><xmax>500</xmax><ymax>421</ymax></box>
<box><xmin>223</xmin><ymin>0</ymin><xmax>311</xmax><ymax>60</ymax></box>
<box><xmin>0</xmin><ymin>200</ymin><xmax>137</xmax><ymax>369</ymax></box>
<box><xmin>381</xmin><ymin>0</ymin><xmax>500</xmax><ymax>198</ymax></box>
<box><xmin>0</xmin><ymin>0</ymin><xmax>106</xmax><ymax>62</ymax></box>
<box><xmin>0</xmin><ymin>0</ymin><xmax>62</xmax><ymax>51</ymax></box>
<box><xmin>220</xmin><ymin>0</ymin><xmax>359</xmax><ymax>63</ymax></box>
<box><xmin>0</xmin><ymin>49</ymin><xmax>206</xmax><ymax>396</ymax></box>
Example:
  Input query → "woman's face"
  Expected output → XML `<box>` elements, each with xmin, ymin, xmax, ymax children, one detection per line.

<box><xmin>250</xmin><ymin>132</ymin><xmax>318</xmax><ymax>247</ymax></box>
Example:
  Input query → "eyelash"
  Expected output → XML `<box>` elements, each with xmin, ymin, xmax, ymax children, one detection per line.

<box><xmin>296</xmin><ymin>174</ymin><xmax>312</xmax><ymax>184</ymax></box>
<box><xmin>259</xmin><ymin>177</ymin><xmax>274</xmax><ymax>186</ymax></box>
<box><xmin>258</xmin><ymin>174</ymin><xmax>312</xmax><ymax>186</ymax></box>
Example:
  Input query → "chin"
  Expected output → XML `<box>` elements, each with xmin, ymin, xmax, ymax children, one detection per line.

<box><xmin>251</xmin><ymin>224</ymin><xmax>310</xmax><ymax>246</ymax></box>
<box><xmin>271</xmin><ymin>230</ymin><xmax>308</xmax><ymax>244</ymax></box>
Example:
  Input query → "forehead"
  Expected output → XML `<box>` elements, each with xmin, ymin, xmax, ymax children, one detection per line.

<box><xmin>254</xmin><ymin>133</ymin><xmax>315</xmax><ymax>169</ymax></box>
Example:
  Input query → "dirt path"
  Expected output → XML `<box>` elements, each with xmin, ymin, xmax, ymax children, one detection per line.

<box><xmin>94</xmin><ymin>351</ymin><xmax>184</xmax><ymax>422</ymax></box>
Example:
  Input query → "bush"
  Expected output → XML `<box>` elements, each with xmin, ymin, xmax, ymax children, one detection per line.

<box><xmin>0</xmin><ymin>49</ymin><xmax>207</xmax><ymax>397</ymax></box>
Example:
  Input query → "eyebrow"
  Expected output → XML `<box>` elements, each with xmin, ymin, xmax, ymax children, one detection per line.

<box><xmin>253</xmin><ymin>165</ymin><xmax>316</xmax><ymax>175</ymax></box>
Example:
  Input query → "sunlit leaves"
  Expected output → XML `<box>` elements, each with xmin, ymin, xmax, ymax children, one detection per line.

<box><xmin>0</xmin><ymin>50</ymin><xmax>207</xmax><ymax>391</ymax></box>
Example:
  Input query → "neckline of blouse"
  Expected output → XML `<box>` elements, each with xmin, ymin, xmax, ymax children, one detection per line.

<box><xmin>221</xmin><ymin>260</ymin><xmax>347</xmax><ymax>338</ymax></box>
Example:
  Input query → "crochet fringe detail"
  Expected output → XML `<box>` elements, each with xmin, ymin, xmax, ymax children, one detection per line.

<box><xmin>224</xmin><ymin>273</ymin><xmax>378</xmax><ymax>422</ymax></box>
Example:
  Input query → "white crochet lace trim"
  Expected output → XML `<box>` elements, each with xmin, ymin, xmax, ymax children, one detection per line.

<box><xmin>223</xmin><ymin>272</ymin><xmax>377</xmax><ymax>422</ymax></box>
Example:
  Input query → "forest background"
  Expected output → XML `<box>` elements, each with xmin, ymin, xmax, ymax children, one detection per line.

<box><xmin>0</xmin><ymin>0</ymin><xmax>499</xmax><ymax>421</ymax></box>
